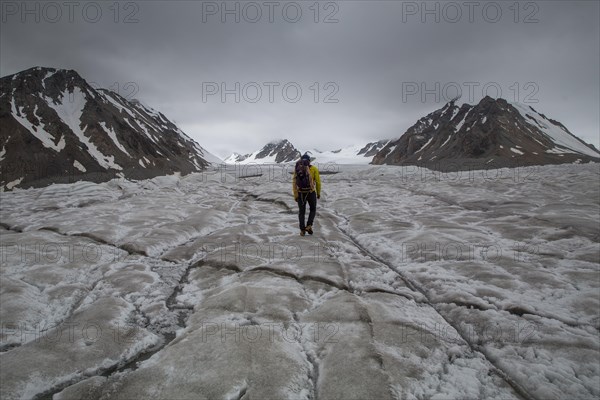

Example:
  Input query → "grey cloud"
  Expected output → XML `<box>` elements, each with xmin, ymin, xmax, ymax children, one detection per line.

<box><xmin>1</xmin><ymin>0</ymin><xmax>598</xmax><ymax>159</ymax></box>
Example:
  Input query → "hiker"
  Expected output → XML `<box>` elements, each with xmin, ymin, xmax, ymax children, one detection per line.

<box><xmin>293</xmin><ymin>154</ymin><xmax>321</xmax><ymax>236</ymax></box>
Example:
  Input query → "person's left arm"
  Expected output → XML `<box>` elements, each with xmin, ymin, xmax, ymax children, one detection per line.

<box><xmin>313</xmin><ymin>167</ymin><xmax>321</xmax><ymax>198</ymax></box>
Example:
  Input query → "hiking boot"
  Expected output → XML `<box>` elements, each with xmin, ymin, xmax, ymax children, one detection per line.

<box><xmin>305</xmin><ymin>225</ymin><xmax>313</xmax><ymax>235</ymax></box>
<box><xmin>300</xmin><ymin>229</ymin><xmax>306</xmax><ymax>236</ymax></box>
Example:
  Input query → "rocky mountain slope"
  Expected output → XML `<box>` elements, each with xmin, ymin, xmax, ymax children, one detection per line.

<box><xmin>372</xmin><ymin>97</ymin><xmax>600</xmax><ymax>169</ymax></box>
<box><xmin>224</xmin><ymin>139</ymin><xmax>301</xmax><ymax>164</ymax></box>
<box><xmin>0</xmin><ymin>67</ymin><xmax>220</xmax><ymax>190</ymax></box>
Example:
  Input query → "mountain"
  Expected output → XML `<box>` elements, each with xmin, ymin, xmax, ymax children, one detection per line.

<box><xmin>307</xmin><ymin>140</ymin><xmax>390</xmax><ymax>164</ymax></box>
<box><xmin>0</xmin><ymin>66</ymin><xmax>221</xmax><ymax>190</ymax></box>
<box><xmin>226</xmin><ymin>139</ymin><xmax>390</xmax><ymax>165</ymax></box>
<box><xmin>225</xmin><ymin>139</ymin><xmax>301</xmax><ymax>164</ymax></box>
<box><xmin>224</xmin><ymin>152</ymin><xmax>249</xmax><ymax>164</ymax></box>
<box><xmin>372</xmin><ymin>96</ymin><xmax>600</xmax><ymax>169</ymax></box>
<box><xmin>357</xmin><ymin>140</ymin><xmax>390</xmax><ymax>157</ymax></box>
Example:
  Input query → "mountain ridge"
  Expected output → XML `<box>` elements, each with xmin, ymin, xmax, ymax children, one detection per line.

<box><xmin>371</xmin><ymin>96</ymin><xmax>600</xmax><ymax>169</ymax></box>
<box><xmin>1</xmin><ymin>66</ymin><xmax>221</xmax><ymax>190</ymax></box>
<box><xmin>3</xmin><ymin>67</ymin><xmax>598</xmax><ymax>189</ymax></box>
<box><xmin>224</xmin><ymin>139</ymin><xmax>300</xmax><ymax>164</ymax></box>
<box><xmin>225</xmin><ymin>139</ymin><xmax>389</xmax><ymax>165</ymax></box>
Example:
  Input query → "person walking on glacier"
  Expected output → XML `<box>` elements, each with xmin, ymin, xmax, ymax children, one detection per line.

<box><xmin>293</xmin><ymin>154</ymin><xmax>321</xmax><ymax>236</ymax></box>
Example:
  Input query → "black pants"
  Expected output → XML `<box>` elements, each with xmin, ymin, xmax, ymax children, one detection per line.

<box><xmin>297</xmin><ymin>191</ymin><xmax>317</xmax><ymax>230</ymax></box>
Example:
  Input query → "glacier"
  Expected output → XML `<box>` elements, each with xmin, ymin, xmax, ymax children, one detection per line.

<box><xmin>0</xmin><ymin>163</ymin><xmax>598</xmax><ymax>399</ymax></box>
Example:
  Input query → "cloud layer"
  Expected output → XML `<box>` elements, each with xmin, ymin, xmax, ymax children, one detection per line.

<box><xmin>2</xmin><ymin>1</ymin><xmax>598</xmax><ymax>158</ymax></box>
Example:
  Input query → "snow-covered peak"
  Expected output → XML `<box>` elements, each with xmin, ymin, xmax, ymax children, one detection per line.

<box><xmin>227</xmin><ymin>140</ymin><xmax>390</xmax><ymax>165</ymax></box>
<box><xmin>267</xmin><ymin>138</ymin><xmax>290</xmax><ymax>146</ymax></box>
<box><xmin>224</xmin><ymin>152</ymin><xmax>249</xmax><ymax>164</ymax></box>
<box><xmin>1</xmin><ymin>66</ymin><xmax>220</xmax><ymax>190</ymax></box>
<box><xmin>226</xmin><ymin>139</ymin><xmax>301</xmax><ymax>164</ymax></box>
<box><xmin>372</xmin><ymin>96</ymin><xmax>599</xmax><ymax>168</ymax></box>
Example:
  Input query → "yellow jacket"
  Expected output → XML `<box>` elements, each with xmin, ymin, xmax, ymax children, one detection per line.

<box><xmin>293</xmin><ymin>164</ymin><xmax>321</xmax><ymax>200</ymax></box>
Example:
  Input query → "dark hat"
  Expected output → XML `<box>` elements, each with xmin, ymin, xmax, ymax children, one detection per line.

<box><xmin>301</xmin><ymin>154</ymin><xmax>311</xmax><ymax>161</ymax></box>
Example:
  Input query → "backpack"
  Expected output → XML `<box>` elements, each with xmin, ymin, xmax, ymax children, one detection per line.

<box><xmin>295</xmin><ymin>159</ymin><xmax>312</xmax><ymax>192</ymax></box>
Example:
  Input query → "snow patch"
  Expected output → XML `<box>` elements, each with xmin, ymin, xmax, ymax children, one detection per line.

<box><xmin>440</xmin><ymin>134</ymin><xmax>452</xmax><ymax>148</ymax></box>
<box><xmin>41</xmin><ymin>70</ymin><xmax>55</xmax><ymax>90</ymax></box>
<box><xmin>415</xmin><ymin>136</ymin><xmax>434</xmax><ymax>153</ymax></box>
<box><xmin>450</xmin><ymin>107</ymin><xmax>460</xmax><ymax>120</ymax></box>
<box><xmin>135</xmin><ymin>118</ymin><xmax>159</xmax><ymax>144</ymax></box>
<box><xmin>99</xmin><ymin>122</ymin><xmax>131</xmax><ymax>156</ymax></box>
<box><xmin>5</xmin><ymin>177</ymin><xmax>23</xmax><ymax>189</ymax></box>
<box><xmin>73</xmin><ymin>160</ymin><xmax>86</xmax><ymax>172</ymax></box>
<box><xmin>11</xmin><ymin>102</ymin><xmax>66</xmax><ymax>152</ymax></box>
<box><xmin>454</xmin><ymin>109</ymin><xmax>471</xmax><ymax>132</ymax></box>
<box><xmin>546</xmin><ymin>147</ymin><xmax>567</xmax><ymax>154</ymax></box>
<box><xmin>45</xmin><ymin>88</ymin><xmax>122</xmax><ymax>170</ymax></box>
<box><xmin>100</xmin><ymin>90</ymin><xmax>136</xmax><ymax>120</ymax></box>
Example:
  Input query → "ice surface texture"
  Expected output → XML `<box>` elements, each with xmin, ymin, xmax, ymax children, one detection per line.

<box><xmin>0</xmin><ymin>163</ymin><xmax>598</xmax><ymax>399</ymax></box>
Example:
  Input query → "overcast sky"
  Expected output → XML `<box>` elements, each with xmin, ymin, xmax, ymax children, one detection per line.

<box><xmin>2</xmin><ymin>0</ymin><xmax>598</xmax><ymax>159</ymax></box>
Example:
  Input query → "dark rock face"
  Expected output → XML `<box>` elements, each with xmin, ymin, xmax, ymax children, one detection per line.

<box><xmin>372</xmin><ymin>96</ymin><xmax>600</xmax><ymax>170</ymax></box>
<box><xmin>254</xmin><ymin>139</ymin><xmax>301</xmax><ymax>163</ymax></box>
<box><xmin>1</xmin><ymin>67</ymin><xmax>216</xmax><ymax>190</ymax></box>
<box><xmin>358</xmin><ymin>140</ymin><xmax>390</xmax><ymax>157</ymax></box>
